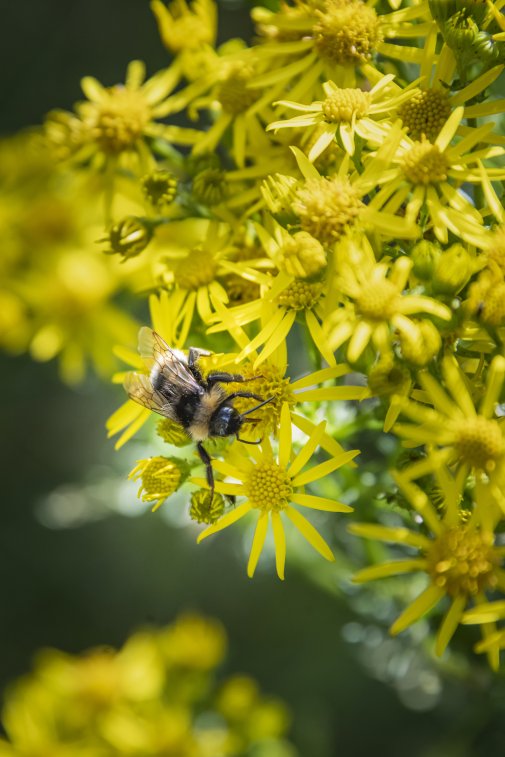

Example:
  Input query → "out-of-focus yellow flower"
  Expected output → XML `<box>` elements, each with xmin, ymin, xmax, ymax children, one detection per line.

<box><xmin>351</xmin><ymin>468</ymin><xmax>505</xmax><ymax>668</ymax></box>
<box><xmin>151</xmin><ymin>0</ymin><xmax>217</xmax><ymax>54</ymax></box>
<box><xmin>0</xmin><ymin>615</ymin><xmax>295</xmax><ymax>756</ymax></box>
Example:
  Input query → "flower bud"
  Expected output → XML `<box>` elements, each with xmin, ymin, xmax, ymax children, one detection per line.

<box><xmin>192</xmin><ymin>168</ymin><xmax>227</xmax><ymax>206</ymax></box>
<box><xmin>141</xmin><ymin>170</ymin><xmax>177</xmax><ymax>209</ymax></box>
<box><xmin>277</xmin><ymin>232</ymin><xmax>327</xmax><ymax>279</ymax></box>
<box><xmin>103</xmin><ymin>216</ymin><xmax>152</xmax><ymax>260</ymax></box>
<box><xmin>189</xmin><ymin>489</ymin><xmax>225</xmax><ymax>524</ymax></box>
<box><xmin>432</xmin><ymin>243</ymin><xmax>473</xmax><ymax>294</ymax></box>
<box><xmin>411</xmin><ymin>240</ymin><xmax>439</xmax><ymax>280</ymax></box>
<box><xmin>129</xmin><ymin>456</ymin><xmax>189</xmax><ymax>510</ymax></box>
<box><xmin>398</xmin><ymin>319</ymin><xmax>442</xmax><ymax>366</ymax></box>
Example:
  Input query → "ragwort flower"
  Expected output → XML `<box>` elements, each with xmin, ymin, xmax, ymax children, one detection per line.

<box><xmin>196</xmin><ymin>404</ymin><xmax>358</xmax><ymax>578</ymax></box>
<box><xmin>350</xmin><ymin>469</ymin><xmax>505</xmax><ymax>668</ymax></box>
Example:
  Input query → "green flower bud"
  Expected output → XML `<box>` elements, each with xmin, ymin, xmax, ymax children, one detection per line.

<box><xmin>432</xmin><ymin>243</ymin><xmax>473</xmax><ymax>294</ymax></box>
<box><xmin>103</xmin><ymin>216</ymin><xmax>152</xmax><ymax>260</ymax></box>
<box><xmin>192</xmin><ymin>168</ymin><xmax>228</xmax><ymax>206</ymax></box>
<box><xmin>141</xmin><ymin>170</ymin><xmax>177</xmax><ymax>209</ymax></box>
<box><xmin>398</xmin><ymin>319</ymin><xmax>442</xmax><ymax>366</ymax></box>
<box><xmin>189</xmin><ymin>489</ymin><xmax>225</xmax><ymax>524</ymax></box>
<box><xmin>411</xmin><ymin>240</ymin><xmax>440</xmax><ymax>280</ymax></box>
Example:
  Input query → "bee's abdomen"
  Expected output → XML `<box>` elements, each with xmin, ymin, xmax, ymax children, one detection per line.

<box><xmin>173</xmin><ymin>393</ymin><xmax>202</xmax><ymax>428</ymax></box>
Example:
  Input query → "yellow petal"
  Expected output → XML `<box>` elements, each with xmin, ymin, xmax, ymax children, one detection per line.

<box><xmin>271</xmin><ymin>512</ymin><xmax>286</xmax><ymax>580</ymax></box>
<box><xmin>197</xmin><ymin>502</ymin><xmax>252</xmax><ymax>543</ymax></box>
<box><xmin>390</xmin><ymin>585</ymin><xmax>445</xmax><ymax>635</ymax></box>
<box><xmin>285</xmin><ymin>507</ymin><xmax>334</xmax><ymax>562</ymax></box>
<box><xmin>247</xmin><ymin>512</ymin><xmax>269</xmax><ymax>578</ymax></box>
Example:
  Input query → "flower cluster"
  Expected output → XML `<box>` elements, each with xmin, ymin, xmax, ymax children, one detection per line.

<box><xmin>5</xmin><ymin>0</ymin><xmax>505</xmax><ymax>667</ymax></box>
<box><xmin>0</xmin><ymin>614</ymin><xmax>293</xmax><ymax>756</ymax></box>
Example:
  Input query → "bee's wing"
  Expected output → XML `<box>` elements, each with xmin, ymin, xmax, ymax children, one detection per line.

<box><xmin>138</xmin><ymin>327</ymin><xmax>202</xmax><ymax>394</ymax></box>
<box><xmin>123</xmin><ymin>371</ymin><xmax>178</xmax><ymax>419</ymax></box>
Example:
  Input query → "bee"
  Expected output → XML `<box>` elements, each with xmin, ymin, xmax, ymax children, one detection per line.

<box><xmin>124</xmin><ymin>328</ymin><xmax>272</xmax><ymax>498</ymax></box>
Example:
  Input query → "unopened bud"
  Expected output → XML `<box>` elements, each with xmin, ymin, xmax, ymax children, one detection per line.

<box><xmin>142</xmin><ymin>170</ymin><xmax>177</xmax><ymax>209</ymax></box>
<box><xmin>103</xmin><ymin>216</ymin><xmax>152</xmax><ymax>260</ymax></box>
<box><xmin>398</xmin><ymin>319</ymin><xmax>441</xmax><ymax>366</ymax></box>
<box><xmin>411</xmin><ymin>240</ymin><xmax>439</xmax><ymax>281</ymax></box>
<box><xmin>189</xmin><ymin>489</ymin><xmax>225</xmax><ymax>524</ymax></box>
<box><xmin>192</xmin><ymin>168</ymin><xmax>227</xmax><ymax>206</ymax></box>
<box><xmin>432</xmin><ymin>243</ymin><xmax>473</xmax><ymax>294</ymax></box>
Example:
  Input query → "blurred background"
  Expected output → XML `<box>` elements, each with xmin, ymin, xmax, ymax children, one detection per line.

<box><xmin>1</xmin><ymin>1</ymin><xmax>505</xmax><ymax>755</ymax></box>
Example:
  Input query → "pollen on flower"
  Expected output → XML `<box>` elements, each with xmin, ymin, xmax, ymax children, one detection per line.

<box><xmin>292</xmin><ymin>177</ymin><xmax>363</xmax><ymax>246</ymax></box>
<box><xmin>398</xmin><ymin>89</ymin><xmax>451</xmax><ymax>142</ymax></box>
<box><xmin>314</xmin><ymin>0</ymin><xmax>382</xmax><ymax>66</ymax></box>
<box><xmin>355</xmin><ymin>279</ymin><xmax>399</xmax><ymax>320</ymax></box>
<box><xmin>227</xmin><ymin>362</ymin><xmax>293</xmax><ymax>437</ymax></box>
<box><xmin>245</xmin><ymin>461</ymin><xmax>293</xmax><ymax>512</ymax></box>
<box><xmin>172</xmin><ymin>246</ymin><xmax>217</xmax><ymax>290</ymax></box>
<box><xmin>216</xmin><ymin>64</ymin><xmax>259</xmax><ymax>115</ymax></box>
<box><xmin>427</xmin><ymin>526</ymin><xmax>499</xmax><ymax>597</ymax></box>
<box><xmin>157</xmin><ymin>417</ymin><xmax>191</xmax><ymax>446</ymax></box>
<box><xmin>401</xmin><ymin>140</ymin><xmax>449</xmax><ymax>185</ymax></box>
<box><xmin>454</xmin><ymin>417</ymin><xmax>505</xmax><ymax>472</ymax></box>
<box><xmin>276</xmin><ymin>279</ymin><xmax>324</xmax><ymax>311</ymax></box>
<box><xmin>322</xmin><ymin>88</ymin><xmax>370</xmax><ymax>123</ymax></box>
<box><xmin>86</xmin><ymin>88</ymin><xmax>150</xmax><ymax>153</ymax></box>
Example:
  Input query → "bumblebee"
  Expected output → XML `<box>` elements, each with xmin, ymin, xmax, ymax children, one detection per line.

<box><xmin>125</xmin><ymin>328</ymin><xmax>272</xmax><ymax>497</ymax></box>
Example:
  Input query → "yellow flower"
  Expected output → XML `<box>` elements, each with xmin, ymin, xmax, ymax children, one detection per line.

<box><xmin>47</xmin><ymin>60</ymin><xmax>199</xmax><ymax>171</ymax></box>
<box><xmin>151</xmin><ymin>0</ymin><xmax>217</xmax><ymax>54</ymax></box>
<box><xmin>267</xmin><ymin>74</ymin><xmax>418</xmax><ymax>158</ymax></box>
<box><xmin>325</xmin><ymin>235</ymin><xmax>451</xmax><ymax>363</ymax></box>
<box><xmin>129</xmin><ymin>456</ymin><xmax>190</xmax><ymax>511</ymax></box>
<box><xmin>350</xmin><ymin>468</ymin><xmax>505</xmax><ymax>668</ymax></box>
<box><xmin>196</xmin><ymin>404</ymin><xmax>358</xmax><ymax>579</ymax></box>
<box><xmin>394</xmin><ymin>355</ymin><xmax>505</xmax><ymax>502</ymax></box>
<box><xmin>368</xmin><ymin>109</ymin><xmax>505</xmax><ymax>245</ymax></box>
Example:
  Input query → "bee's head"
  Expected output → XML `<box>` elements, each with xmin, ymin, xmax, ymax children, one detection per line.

<box><xmin>209</xmin><ymin>405</ymin><xmax>243</xmax><ymax>437</ymax></box>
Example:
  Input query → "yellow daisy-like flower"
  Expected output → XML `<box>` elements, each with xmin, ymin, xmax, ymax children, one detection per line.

<box><xmin>196</xmin><ymin>404</ymin><xmax>358</xmax><ymax>579</ymax></box>
<box><xmin>350</xmin><ymin>468</ymin><xmax>505</xmax><ymax>669</ymax></box>
<box><xmin>394</xmin><ymin>355</ymin><xmax>505</xmax><ymax>500</ymax></box>
<box><xmin>251</xmin><ymin>0</ymin><xmax>433</xmax><ymax>99</ymax></box>
<box><xmin>267</xmin><ymin>75</ymin><xmax>418</xmax><ymax>159</ymax></box>
<box><xmin>368</xmin><ymin>108</ymin><xmax>505</xmax><ymax>245</ymax></box>
<box><xmin>151</xmin><ymin>0</ymin><xmax>217</xmax><ymax>54</ymax></box>
<box><xmin>49</xmin><ymin>60</ymin><xmax>199</xmax><ymax>172</ymax></box>
<box><xmin>325</xmin><ymin>236</ymin><xmax>451</xmax><ymax>363</ymax></box>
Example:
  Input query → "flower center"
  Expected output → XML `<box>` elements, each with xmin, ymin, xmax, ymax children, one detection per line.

<box><xmin>314</xmin><ymin>0</ymin><xmax>382</xmax><ymax>66</ymax></box>
<box><xmin>275</xmin><ymin>280</ymin><xmax>324</xmax><ymax>311</ymax></box>
<box><xmin>467</xmin><ymin>269</ymin><xmax>505</xmax><ymax>327</ymax></box>
<box><xmin>322</xmin><ymin>88</ymin><xmax>370</xmax><ymax>123</ymax></box>
<box><xmin>292</xmin><ymin>177</ymin><xmax>363</xmax><ymax>245</ymax></box>
<box><xmin>227</xmin><ymin>361</ymin><xmax>293</xmax><ymax>438</ymax></box>
<box><xmin>401</xmin><ymin>141</ymin><xmax>449</xmax><ymax>185</ymax></box>
<box><xmin>246</xmin><ymin>461</ymin><xmax>293</xmax><ymax>512</ymax></box>
<box><xmin>454</xmin><ymin>416</ymin><xmax>505</xmax><ymax>471</ymax></box>
<box><xmin>427</xmin><ymin>526</ymin><xmax>499</xmax><ymax>597</ymax></box>
<box><xmin>89</xmin><ymin>87</ymin><xmax>150</xmax><ymax>153</ymax></box>
<box><xmin>216</xmin><ymin>64</ymin><xmax>260</xmax><ymax>115</ymax></box>
<box><xmin>173</xmin><ymin>246</ymin><xmax>217</xmax><ymax>290</ymax></box>
<box><xmin>354</xmin><ymin>279</ymin><xmax>399</xmax><ymax>320</ymax></box>
<box><xmin>277</xmin><ymin>232</ymin><xmax>327</xmax><ymax>279</ymax></box>
<box><xmin>398</xmin><ymin>89</ymin><xmax>452</xmax><ymax>142</ymax></box>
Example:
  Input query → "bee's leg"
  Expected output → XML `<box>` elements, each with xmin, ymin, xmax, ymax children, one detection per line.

<box><xmin>223</xmin><ymin>391</ymin><xmax>265</xmax><ymax>403</ymax></box>
<box><xmin>206</xmin><ymin>371</ymin><xmax>250</xmax><ymax>386</ymax></box>
<box><xmin>188</xmin><ymin>348</ymin><xmax>207</xmax><ymax>382</ymax></box>
<box><xmin>197</xmin><ymin>442</ymin><xmax>215</xmax><ymax>500</ymax></box>
<box><xmin>237</xmin><ymin>433</ymin><xmax>263</xmax><ymax>444</ymax></box>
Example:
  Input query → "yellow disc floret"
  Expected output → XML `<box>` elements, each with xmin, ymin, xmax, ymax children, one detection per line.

<box><xmin>322</xmin><ymin>87</ymin><xmax>370</xmax><ymax>123</ymax></box>
<box><xmin>245</xmin><ymin>461</ymin><xmax>293</xmax><ymax>512</ymax></box>
<box><xmin>226</xmin><ymin>361</ymin><xmax>293</xmax><ymax>438</ymax></box>
<box><xmin>354</xmin><ymin>279</ymin><xmax>400</xmax><ymax>320</ymax></box>
<box><xmin>454</xmin><ymin>417</ymin><xmax>505</xmax><ymax>472</ymax></box>
<box><xmin>276</xmin><ymin>279</ymin><xmax>324</xmax><ymax>311</ymax></box>
<box><xmin>401</xmin><ymin>140</ymin><xmax>449</xmax><ymax>185</ymax></box>
<box><xmin>427</xmin><ymin>526</ymin><xmax>499</xmax><ymax>597</ymax></box>
<box><xmin>292</xmin><ymin>177</ymin><xmax>363</xmax><ymax>245</ymax></box>
<box><xmin>398</xmin><ymin>89</ymin><xmax>452</xmax><ymax>142</ymax></box>
<box><xmin>314</xmin><ymin>0</ymin><xmax>382</xmax><ymax>66</ymax></box>
<box><xmin>216</xmin><ymin>63</ymin><xmax>259</xmax><ymax>115</ymax></box>
<box><xmin>84</xmin><ymin>87</ymin><xmax>150</xmax><ymax>153</ymax></box>
<box><xmin>129</xmin><ymin>456</ymin><xmax>187</xmax><ymax>509</ymax></box>
<box><xmin>172</xmin><ymin>246</ymin><xmax>218</xmax><ymax>290</ymax></box>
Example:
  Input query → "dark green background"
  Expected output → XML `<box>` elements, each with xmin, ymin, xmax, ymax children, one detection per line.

<box><xmin>1</xmin><ymin>2</ymin><xmax>505</xmax><ymax>755</ymax></box>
